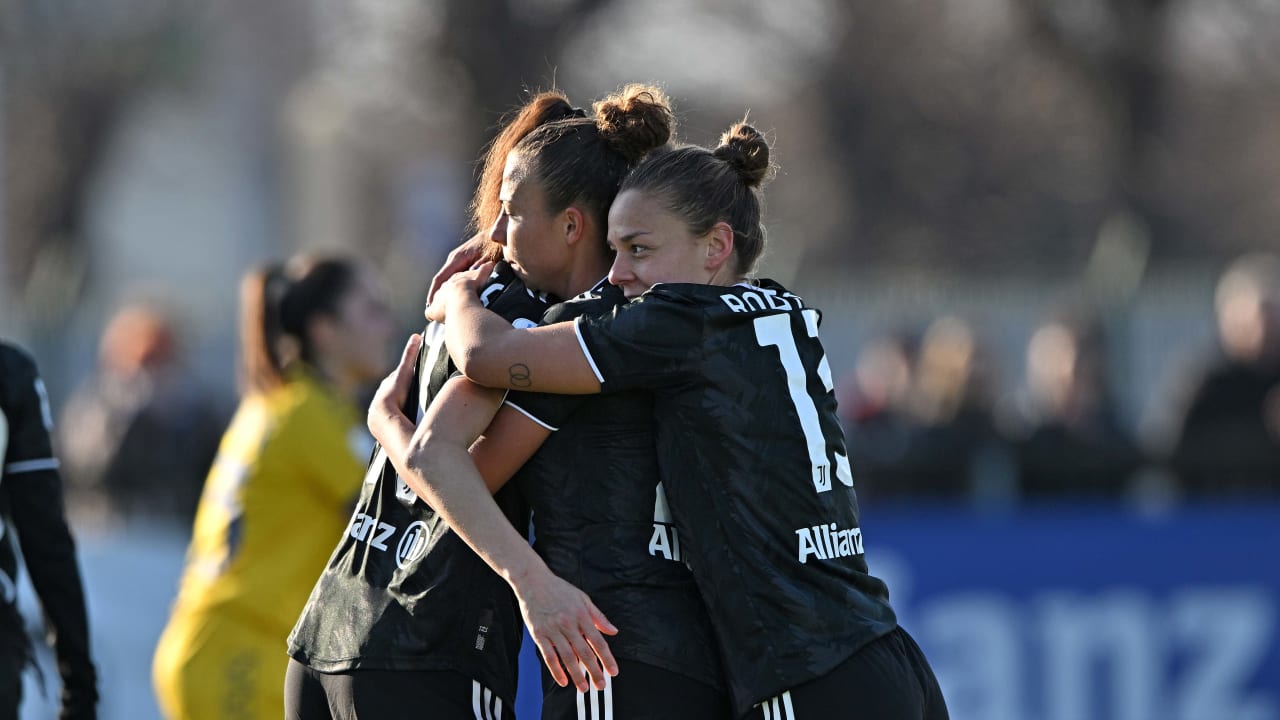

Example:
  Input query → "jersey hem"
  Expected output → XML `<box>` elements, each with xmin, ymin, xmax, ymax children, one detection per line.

<box><xmin>612</xmin><ymin>648</ymin><xmax>724</xmax><ymax>692</ymax></box>
<box><xmin>735</xmin><ymin>624</ymin><xmax>896</xmax><ymax>718</ymax></box>
<box><xmin>288</xmin><ymin>650</ymin><xmax>518</xmax><ymax>705</ymax></box>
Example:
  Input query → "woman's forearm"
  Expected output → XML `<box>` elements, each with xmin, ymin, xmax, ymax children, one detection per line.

<box><xmin>444</xmin><ymin>294</ymin><xmax>601</xmax><ymax>394</ymax></box>
<box><xmin>398</xmin><ymin>435</ymin><xmax>548</xmax><ymax>587</ymax></box>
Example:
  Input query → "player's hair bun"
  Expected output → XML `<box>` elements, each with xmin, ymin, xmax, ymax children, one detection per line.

<box><xmin>713</xmin><ymin>122</ymin><xmax>771</xmax><ymax>188</ymax></box>
<box><xmin>593</xmin><ymin>84</ymin><xmax>674</xmax><ymax>163</ymax></box>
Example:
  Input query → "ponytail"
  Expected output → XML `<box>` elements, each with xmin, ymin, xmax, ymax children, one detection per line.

<box><xmin>237</xmin><ymin>256</ymin><xmax>357</xmax><ymax>395</ymax></box>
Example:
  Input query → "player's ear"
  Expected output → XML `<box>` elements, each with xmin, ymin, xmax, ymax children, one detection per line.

<box><xmin>704</xmin><ymin>221</ymin><xmax>735</xmax><ymax>272</ymax></box>
<box><xmin>562</xmin><ymin>206</ymin><xmax>585</xmax><ymax>247</ymax></box>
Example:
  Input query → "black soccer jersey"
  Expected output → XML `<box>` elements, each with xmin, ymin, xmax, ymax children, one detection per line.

<box><xmin>504</xmin><ymin>282</ymin><xmax>724</xmax><ymax>691</ymax></box>
<box><xmin>574</xmin><ymin>281</ymin><xmax>898</xmax><ymax>716</ymax></box>
<box><xmin>0</xmin><ymin>342</ymin><xmax>97</xmax><ymax>715</ymax></box>
<box><xmin>287</xmin><ymin>262</ymin><xmax>551</xmax><ymax>707</ymax></box>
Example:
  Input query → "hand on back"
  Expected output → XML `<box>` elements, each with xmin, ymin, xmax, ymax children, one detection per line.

<box><xmin>426</xmin><ymin>233</ymin><xmax>500</xmax><ymax>305</ymax></box>
<box><xmin>424</xmin><ymin>262</ymin><xmax>495</xmax><ymax>323</ymax></box>
<box><xmin>512</xmin><ymin>565</ymin><xmax>619</xmax><ymax>693</ymax></box>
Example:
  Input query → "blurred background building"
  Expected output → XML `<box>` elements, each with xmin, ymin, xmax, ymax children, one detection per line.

<box><xmin>3</xmin><ymin>0</ymin><xmax>1279</xmax><ymax>718</ymax></box>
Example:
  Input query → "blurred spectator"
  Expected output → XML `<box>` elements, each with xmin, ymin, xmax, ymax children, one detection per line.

<box><xmin>58</xmin><ymin>304</ymin><xmax>225</xmax><ymax>526</ymax></box>
<box><xmin>1163</xmin><ymin>254</ymin><xmax>1280</xmax><ymax>496</ymax></box>
<box><xmin>999</xmin><ymin>316</ymin><xmax>1144</xmax><ymax>499</ymax></box>
<box><xmin>840</xmin><ymin>332</ymin><xmax>918</xmax><ymax>498</ymax></box>
<box><xmin>846</xmin><ymin>317</ymin><xmax>1013</xmax><ymax>503</ymax></box>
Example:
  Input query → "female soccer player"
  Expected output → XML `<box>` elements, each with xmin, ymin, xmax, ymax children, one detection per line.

<box><xmin>0</xmin><ymin>341</ymin><xmax>97</xmax><ymax>719</ymax></box>
<box><xmin>152</xmin><ymin>255</ymin><xmax>394</xmax><ymax>719</ymax></box>
<box><xmin>294</xmin><ymin>84</ymin><xmax>729</xmax><ymax>720</ymax></box>
<box><xmin>421</xmin><ymin>123</ymin><xmax>950</xmax><ymax>719</ymax></box>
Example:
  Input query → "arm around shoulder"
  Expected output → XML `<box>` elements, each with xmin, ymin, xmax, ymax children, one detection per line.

<box><xmin>446</xmin><ymin>301</ymin><xmax>600</xmax><ymax>395</ymax></box>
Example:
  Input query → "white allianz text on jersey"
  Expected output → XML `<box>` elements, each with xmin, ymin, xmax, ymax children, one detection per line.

<box><xmin>795</xmin><ymin>522</ymin><xmax>864</xmax><ymax>564</ymax></box>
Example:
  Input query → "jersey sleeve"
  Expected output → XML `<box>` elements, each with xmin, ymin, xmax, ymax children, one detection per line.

<box><xmin>500</xmin><ymin>292</ymin><xmax>616</xmax><ymax>428</ymax></box>
<box><xmin>573</xmin><ymin>294</ymin><xmax>704</xmax><ymax>394</ymax></box>
<box><xmin>501</xmin><ymin>391</ymin><xmax>579</xmax><ymax>431</ymax></box>
<box><xmin>2</xmin><ymin>349</ymin><xmax>58</xmax><ymax>476</ymax></box>
<box><xmin>0</xmin><ymin>346</ymin><xmax>99</xmax><ymax>717</ymax></box>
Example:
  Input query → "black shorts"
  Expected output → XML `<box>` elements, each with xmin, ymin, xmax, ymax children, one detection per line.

<box><xmin>541</xmin><ymin>658</ymin><xmax>731</xmax><ymax>720</ymax></box>
<box><xmin>746</xmin><ymin>627</ymin><xmax>948</xmax><ymax>720</ymax></box>
<box><xmin>285</xmin><ymin>658</ymin><xmax>515</xmax><ymax>720</ymax></box>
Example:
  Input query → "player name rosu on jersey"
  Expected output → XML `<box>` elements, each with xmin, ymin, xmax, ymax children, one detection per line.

<box><xmin>719</xmin><ymin>287</ymin><xmax>805</xmax><ymax>314</ymax></box>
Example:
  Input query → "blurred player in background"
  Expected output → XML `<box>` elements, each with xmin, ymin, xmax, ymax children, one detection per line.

<box><xmin>152</xmin><ymin>256</ymin><xmax>394</xmax><ymax>720</ymax></box>
<box><xmin>0</xmin><ymin>340</ymin><xmax>98</xmax><ymax>720</ymax></box>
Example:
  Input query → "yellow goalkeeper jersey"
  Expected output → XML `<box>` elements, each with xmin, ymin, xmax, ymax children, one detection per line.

<box><xmin>153</xmin><ymin>371</ymin><xmax>368</xmax><ymax>719</ymax></box>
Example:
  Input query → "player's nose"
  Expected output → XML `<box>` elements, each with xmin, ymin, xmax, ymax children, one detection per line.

<box><xmin>608</xmin><ymin>254</ymin><xmax>634</xmax><ymax>287</ymax></box>
<box><xmin>487</xmin><ymin>214</ymin><xmax>507</xmax><ymax>245</ymax></box>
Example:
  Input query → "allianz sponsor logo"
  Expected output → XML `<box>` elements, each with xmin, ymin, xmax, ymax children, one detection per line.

<box><xmin>348</xmin><ymin>513</ymin><xmax>431</xmax><ymax>568</ymax></box>
<box><xmin>796</xmin><ymin>522</ymin><xmax>864</xmax><ymax>564</ymax></box>
<box><xmin>395</xmin><ymin>521</ymin><xmax>430</xmax><ymax>569</ymax></box>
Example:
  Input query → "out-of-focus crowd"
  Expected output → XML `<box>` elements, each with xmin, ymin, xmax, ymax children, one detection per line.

<box><xmin>839</xmin><ymin>253</ymin><xmax>1280</xmax><ymax>506</ymax></box>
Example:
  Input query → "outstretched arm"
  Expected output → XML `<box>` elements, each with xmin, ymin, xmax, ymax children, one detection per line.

<box><xmin>428</xmin><ymin>263</ymin><xmax>601</xmax><ymax>394</ymax></box>
<box><xmin>367</xmin><ymin>336</ymin><xmax>618</xmax><ymax>691</ymax></box>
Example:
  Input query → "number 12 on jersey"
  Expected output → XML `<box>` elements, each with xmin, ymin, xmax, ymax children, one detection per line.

<box><xmin>754</xmin><ymin>311</ymin><xmax>854</xmax><ymax>494</ymax></box>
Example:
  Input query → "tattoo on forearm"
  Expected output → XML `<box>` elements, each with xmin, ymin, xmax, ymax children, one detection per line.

<box><xmin>509</xmin><ymin>363</ymin><xmax>532</xmax><ymax>388</ymax></box>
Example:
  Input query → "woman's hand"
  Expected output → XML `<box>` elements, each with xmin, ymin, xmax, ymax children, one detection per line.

<box><xmin>424</xmin><ymin>261</ymin><xmax>495</xmax><ymax>323</ymax></box>
<box><xmin>511</xmin><ymin>564</ymin><xmax>619</xmax><ymax>692</ymax></box>
<box><xmin>367</xmin><ymin>333</ymin><xmax>421</xmax><ymax>447</ymax></box>
<box><xmin>427</xmin><ymin>233</ymin><xmax>500</xmax><ymax>304</ymax></box>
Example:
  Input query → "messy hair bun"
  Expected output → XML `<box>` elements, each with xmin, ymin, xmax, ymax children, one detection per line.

<box><xmin>507</xmin><ymin>83</ymin><xmax>677</xmax><ymax>248</ymax></box>
<box><xmin>712</xmin><ymin>122</ymin><xmax>771</xmax><ymax>189</ymax></box>
<box><xmin>594</xmin><ymin>84</ymin><xmax>675</xmax><ymax>164</ymax></box>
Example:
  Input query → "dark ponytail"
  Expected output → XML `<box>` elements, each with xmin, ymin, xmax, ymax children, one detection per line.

<box><xmin>238</xmin><ymin>255</ymin><xmax>357</xmax><ymax>395</ymax></box>
<box><xmin>469</xmin><ymin>90</ymin><xmax>581</xmax><ymax>239</ymax></box>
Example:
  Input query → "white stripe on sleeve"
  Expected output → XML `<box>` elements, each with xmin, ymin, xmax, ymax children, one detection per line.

<box><xmin>502</xmin><ymin>400</ymin><xmax>559</xmax><ymax>431</ymax></box>
<box><xmin>4</xmin><ymin>458</ymin><xmax>59</xmax><ymax>474</ymax></box>
<box><xmin>782</xmin><ymin>691</ymin><xmax>796</xmax><ymax>719</ymax></box>
<box><xmin>572</xmin><ymin>320</ymin><xmax>606</xmax><ymax>384</ymax></box>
